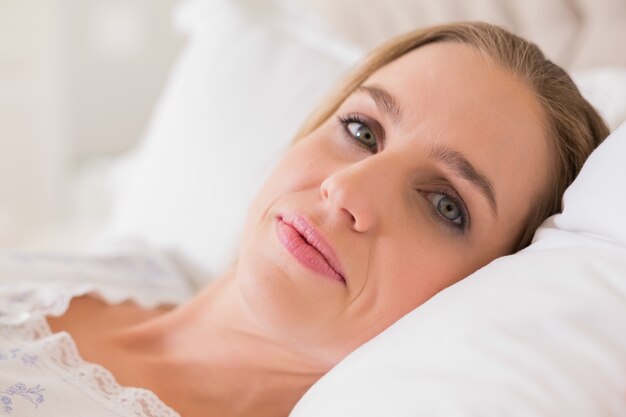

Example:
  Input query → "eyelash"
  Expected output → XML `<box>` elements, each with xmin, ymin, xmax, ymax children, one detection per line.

<box><xmin>337</xmin><ymin>113</ymin><xmax>380</xmax><ymax>152</ymax></box>
<box><xmin>422</xmin><ymin>189</ymin><xmax>469</xmax><ymax>232</ymax></box>
<box><xmin>336</xmin><ymin>112</ymin><xmax>470</xmax><ymax>233</ymax></box>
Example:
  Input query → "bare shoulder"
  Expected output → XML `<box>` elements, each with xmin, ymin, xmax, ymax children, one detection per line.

<box><xmin>48</xmin><ymin>295</ymin><xmax>171</xmax><ymax>333</ymax></box>
<box><xmin>47</xmin><ymin>295</ymin><xmax>173</xmax><ymax>364</ymax></box>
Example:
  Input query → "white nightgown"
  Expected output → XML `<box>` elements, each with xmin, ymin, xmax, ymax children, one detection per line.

<box><xmin>0</xmin><ymin>244</ymin><xmax>196</xmax><ymax>417</ymax></box>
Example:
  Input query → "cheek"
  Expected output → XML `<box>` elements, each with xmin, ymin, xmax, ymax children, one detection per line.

<box><xmin>240</xmin><ymin>155</ymin><xmax>301</xmax><ymax>243</ymax></box>
<box><xmin>355</xmin><ymin>235</ymin><xmax>477</xmax><ymax>326</ymax></box>
<box><xmin>240</xmin><ymin>141</ymin><xmax>331</xmax><ymax>243</ymax></box>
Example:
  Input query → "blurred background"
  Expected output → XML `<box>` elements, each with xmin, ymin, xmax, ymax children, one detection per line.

<box><xmin>1</xmin><ymin>0</ymin><xmax>625</xmax><ymax>262</ymax></box>
<box><xmin>0</xmin><ymin>0</ymin><xmax>183</xmax><ymax>248</ymax></box>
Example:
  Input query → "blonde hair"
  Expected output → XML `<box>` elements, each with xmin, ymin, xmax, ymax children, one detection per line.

<box><xmin>294</xmin><ymin>22</ymin><xmax>609</xmax><ymax>250</ymax></box>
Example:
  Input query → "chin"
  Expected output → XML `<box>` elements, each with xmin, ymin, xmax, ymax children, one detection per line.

<box><xmin>235</xmin><ymin>233</ymin><xmax>350</xmax><ymax>354</ymax></box>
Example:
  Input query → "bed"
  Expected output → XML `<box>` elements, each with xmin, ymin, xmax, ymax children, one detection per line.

<box><xmin>93</xmin><ymin>1</ymin><xmax>626</xmax><ymax>415</ymax></box>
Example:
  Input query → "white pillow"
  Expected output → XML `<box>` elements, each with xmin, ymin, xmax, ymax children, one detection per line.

<box><xmin>573</xmin><ymin>67</ymin><xmax>626</xmax><ymax>131</ymax></box>
<box><xmin>289</xmin><ymin>123</ymin><xmax>626</xmax><ymax>417</ymax></box>
<box><xmin>100</xmin><ymin>0</ymin><xmax>359</xmax><ymax>283</ymax></box>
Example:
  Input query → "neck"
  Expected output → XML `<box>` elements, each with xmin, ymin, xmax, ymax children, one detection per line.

<box><xmin>111</xmin><ymin>267</ymin><xmax>327</xmax><ymax>417</ymax></box>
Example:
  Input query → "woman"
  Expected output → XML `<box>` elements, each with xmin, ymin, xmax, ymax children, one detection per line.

<box><xmin>0</xmin><ymin>22</ymin><xmax>608</xmax><ymax>417</ymax></box>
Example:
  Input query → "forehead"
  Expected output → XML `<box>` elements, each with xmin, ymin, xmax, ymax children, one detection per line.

<box><xmin>364</xmin><ymin>42</ymin><xmax>544</xmax><ymax>142</ymax></box>
<box><xmin>361</xmin><ymin>42</ymin><xmax>551</xmax><ymax>231</ymax></box>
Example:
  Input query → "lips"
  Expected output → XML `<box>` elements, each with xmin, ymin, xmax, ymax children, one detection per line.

<box><xmin>276</xmin><ymin>213</ymin><xmax>346</xmax><ymax>283</ymax></box>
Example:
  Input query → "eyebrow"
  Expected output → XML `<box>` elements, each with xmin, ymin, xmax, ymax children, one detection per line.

<box><xmin>429</xmin><ymin>144</ymin><xmax>499</xmax><ymax>217</ymax></box>
<box><xmin>356</xmin><ymin>84</ymin><xmax>401</xmax><ymax>125</ymax></box>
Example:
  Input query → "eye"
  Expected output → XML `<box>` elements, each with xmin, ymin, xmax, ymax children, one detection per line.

<box><xmin>337</xmin><ymin>114</ymin><xmax>379</xmax><ymax>151</ymax></box>
<box><xmin>424</xmin><ymin>191</ymin><xmax>468</xmax><ymax>230</ymax></box>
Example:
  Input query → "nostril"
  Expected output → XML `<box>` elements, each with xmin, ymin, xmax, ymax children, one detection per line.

<box><xmin>345</xmin><ymin>209</ymin><xmax>356</xmax><ymax>225</ymax></box>
<box><xmin>320</xmin><ymin>178</ymin><xmax>331</xmax><ymax>201</ymax></box>
<box><xmin>320</xmin><ymin>186</ymin><xmax>329</xmax><ymax>200</ymax></box>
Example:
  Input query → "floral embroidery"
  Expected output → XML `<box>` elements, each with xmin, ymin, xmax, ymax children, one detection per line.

<box><xmin>0</xmin><ymin>350</ymin><xmax>19</xmax><ymax>361</ymax></box>
<box><xmin>21</xmin><ymin>354</ymin><xmax>39</xmax><ymax>367</ymax></box>
<box><xmin>1</xmin><ymin>396</ymin><xmax>11</xmax><ymax>413</ymax></box>
<box><xmin>7</xmin><ymin>291</ymin><xmax>35</xmax><ymax>304</ymax></box>
<box><xmin>0</xmin><ymin>349</ymin><xmax>39</xmax><ymax>368</ymax></box>
<box><xmin>0</xmin><ymin>383</ymin><xmax>45</xmax><ymax>414</ymax></box>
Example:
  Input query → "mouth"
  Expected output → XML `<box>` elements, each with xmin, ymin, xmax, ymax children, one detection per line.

<box><xmin>276</xmin><ymin>213</ymin><xmax>346</xmax><ymax>284</ymax></box>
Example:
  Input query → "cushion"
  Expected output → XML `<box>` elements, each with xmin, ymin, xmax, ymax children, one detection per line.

<box><xmin>573</xmin><ymin>67</ymin><xmax>626</xmax><ymax>130</ymax></box>
<box><xmin>99</xmin><ymin>0</ymin><xmax>358</xmax><ymax>284</ymax></box>
<box><xmin>289</xmin><ymin>123</ymin><xmax>626</xmax><ymax>416</ymax></box>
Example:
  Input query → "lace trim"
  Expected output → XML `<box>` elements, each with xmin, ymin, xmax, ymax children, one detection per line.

<box><xmin>0</xmin><ymin>281</ymin><xmax>189</xmax><ymax>326</ymax></box>
<box><xmin>2</xmin><ymin>284</ymin><xmax>187</xmax><ymax>417</ymax></box>
<box><xmin>44</xmin><ymin>330</ymin><xmax>180</xmax><ymax>417</ymax></box>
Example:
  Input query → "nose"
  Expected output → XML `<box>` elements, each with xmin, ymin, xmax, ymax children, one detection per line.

<box><xmin>320</xmin><ymin>159</ymin><xmax>387</xmax><ymax>233</ymax></box>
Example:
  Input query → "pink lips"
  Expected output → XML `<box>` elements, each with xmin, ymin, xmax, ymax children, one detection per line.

<box><xmin>276</xmin><ymin>213</ymin><xmax>346</xmax><ymax>284</ymax></box>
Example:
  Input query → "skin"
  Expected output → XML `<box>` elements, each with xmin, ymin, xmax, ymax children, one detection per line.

<box><xmin>49</xmin><ymin>42</ymin><xmax>551</xmax><ymax>417</ymax></box>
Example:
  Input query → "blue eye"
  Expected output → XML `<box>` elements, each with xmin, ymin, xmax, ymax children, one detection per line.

<box><xmin>425</xmin><ymin>192</ymin><xmax>467</xmax><ymax>229</ymax></box>
<box><xmin>338</xmin><ymin>114</ymin><xmax>378</xmax><ymax>151</ymax></box>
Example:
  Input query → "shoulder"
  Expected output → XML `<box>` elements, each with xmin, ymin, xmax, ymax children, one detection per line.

<box><xmin>0</xmin><ymin>244</ymin><xmax>185</xmax><ymax>417</ymax></box>
<box><xmin>47</xmin><ymin>295</ymin><xmax>173</xmax><ymax>355</ymax></box>
<box><xmin>0</xmin><ymin>297</ymin><xmax>178</xmax><ymax>417</ymax></box>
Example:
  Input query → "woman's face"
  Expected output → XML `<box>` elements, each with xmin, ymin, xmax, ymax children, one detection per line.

<box><xmin>235</xmin><ymin>42</ymin><xmax>550</xmax><ymax>365</ymax></box>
